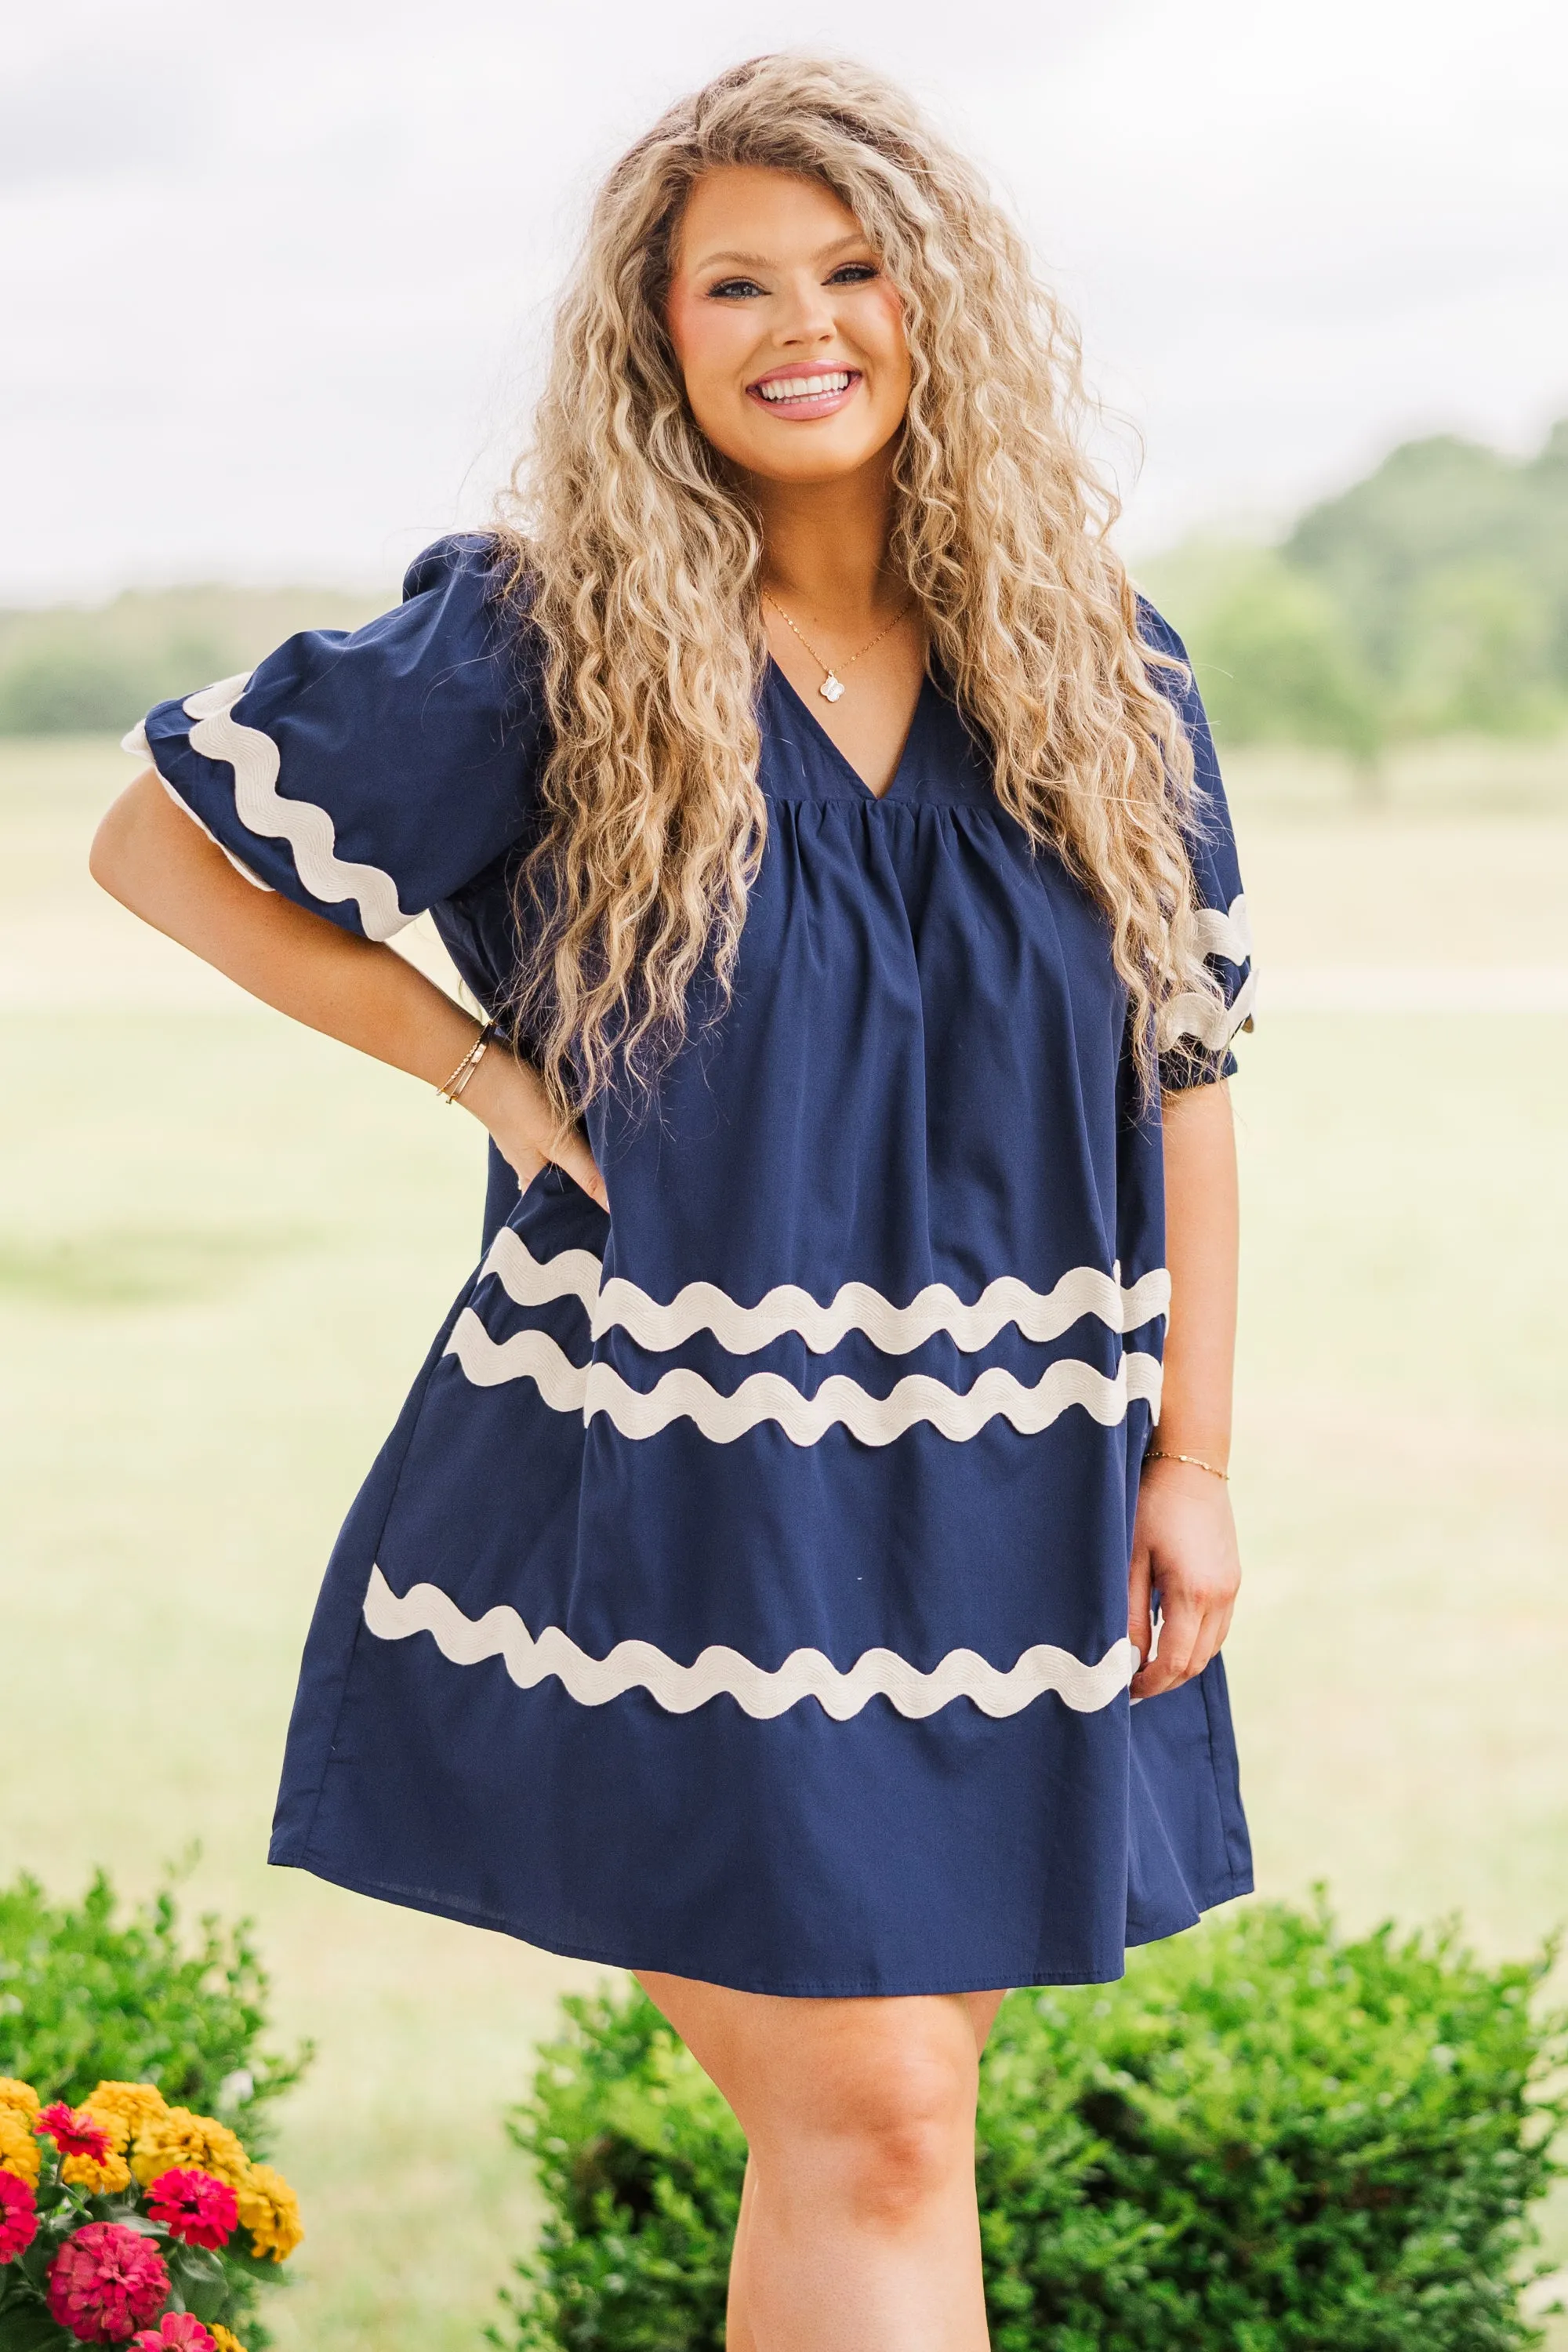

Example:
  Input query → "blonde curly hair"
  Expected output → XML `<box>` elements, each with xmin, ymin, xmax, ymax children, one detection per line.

<box><xmin>497</xmin><ymin>51</ymin><xmax>1218</xmax><ymax>1116</ymax></box>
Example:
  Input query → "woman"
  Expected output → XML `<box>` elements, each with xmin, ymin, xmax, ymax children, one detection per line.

<box><xmin>93</xmin><ymin>53</ymin><xmax>1253</xmax><ymax>2352</ymax></box>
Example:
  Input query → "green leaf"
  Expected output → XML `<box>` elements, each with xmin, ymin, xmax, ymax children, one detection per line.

<box><xmin>0</xmin><ymin>2306</ymin><xmax>73</xmax><ymax>2352</ymax></box>
<box><xmin>169</xmin><ymin>2243</ymin><xmax>230</xmax><ymax>2321</ymax></box>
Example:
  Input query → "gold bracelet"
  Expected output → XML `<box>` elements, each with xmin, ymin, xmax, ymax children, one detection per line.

<box><xmin>1144</xmin><ymin>1448</ymin><xmax>1229</xmax><ymax>1482</ymax></box>
<box><xmin>436</xmin><ymin>1025</ymin><xmax>492</xmax><ymax>1105</ymax></box>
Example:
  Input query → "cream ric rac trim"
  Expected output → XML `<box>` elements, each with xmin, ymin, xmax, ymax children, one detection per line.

<box><xmin>1160</xmin><ymin>894</ymin><xmax>1254</xmax><ymax>1052</ymax></box>
<box><xmin>1160</xmin><ymin>964</ymin><xmax>1258</xmax><ymax>1054</ymax></box>
<box><xmin>479</xmin><ymin>1229</ymin><xmax>1171</xmax><ymax>1357</ymax></box>
<box><xmin>122</xmin><ymin>720</ymin><xmax>274</xmax><ymax>891</ymax></box>
<box><xmin>444</xmin><ymin>1312</ymin><xmax>1161</xmax><ymax>1444</ymax></box>
<box><xmin>1192</xmin><ymin>893</ymin><xmax>1252</xmax><ymax>967</ymax></box>
<box><xmin>177</xmin><ymin>674</ymin><xmax>412</xmax><ymax>940</ymax></box>
<box><xmin>362</xmin><ymin>1566</ymin><xmax>1138</xmax><ymax>1719</ymax></box>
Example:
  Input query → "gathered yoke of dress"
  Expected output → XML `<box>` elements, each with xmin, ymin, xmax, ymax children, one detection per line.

<box><xmin>128</xmin><ymin>535</ymin><xmax>1256</xmax><ymax>1996</ymax></box>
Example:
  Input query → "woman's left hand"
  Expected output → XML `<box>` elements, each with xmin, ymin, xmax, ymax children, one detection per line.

<box><xmin>1127</xmin><ymin>1457</ymin><xmax>1241</xmax><ymax>1700</ymax></box>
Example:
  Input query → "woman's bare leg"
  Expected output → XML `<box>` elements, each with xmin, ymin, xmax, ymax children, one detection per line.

<box><xmin>726</xmin><ymin>2154</ymin><xmax>760</xmax><ymax>2352</ymax></box>
<box><xmin>638</xmin><ymin>1973</ymin><xmax>1007</xmax><ymax>2352</ymax></box>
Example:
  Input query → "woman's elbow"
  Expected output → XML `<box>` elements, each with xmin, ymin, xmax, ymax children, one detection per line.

<box><xmin>89</xmin><ymin>771</ymin><xmax>169</xmax><ymax>908</ymax></box>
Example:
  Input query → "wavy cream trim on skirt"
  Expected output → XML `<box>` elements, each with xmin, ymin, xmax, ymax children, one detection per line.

<box><xmin>362</xmin><ymin>1566</ymin><xmax>1138</xmax><ymax>1719</ymax></box>
<box><xmin>444</xmin><ymin>1312</ymin><xmax>1161</xmax><ymax>1445</ymax></box>
<box><xmin>479</xmin><ymin>1230</ymin><xmax>1171</xmax><ymax>1358</ymax></box>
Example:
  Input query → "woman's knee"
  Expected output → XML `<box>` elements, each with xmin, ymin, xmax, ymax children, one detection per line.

<box><xmin>757</xmin><ymin>2007</ymin><xmax>979</xmax><ymax>2227</ymax></box>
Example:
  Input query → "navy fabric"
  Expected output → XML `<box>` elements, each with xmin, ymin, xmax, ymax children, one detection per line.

<box><xmin>146</xmin><ymin>537</ymin><xmax>1254</xmax><ymax>1994</ymax></box>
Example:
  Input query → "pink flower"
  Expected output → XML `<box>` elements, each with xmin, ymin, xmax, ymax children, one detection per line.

<box><xmin>129</xmin><ymin>2318</ymin><xmax>218</xmax><ymax>2351</ymax></box>
<box><xmin>146</xmin><ymin>2169</ymin><xmax>238</xmax><ymax>2251</ymax></box>
<box><xmin>46</xmin><ymin>2222</ymin><xmax>170</xmax><ymax>2343</ymax></box>
<box><xmin>35</xmin><ymin>2102</ymin><xmax>114</xmax><ymax>2165</ymax></box>
<box><xmin>0</xmin><ymin>2167</ymin><xmax>38</xmax><ymax>2262</ymax></box>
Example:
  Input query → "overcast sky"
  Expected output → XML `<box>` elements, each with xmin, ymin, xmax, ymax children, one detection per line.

<box><xmin>4</xmin><ymin>0</ymin><xmax>1566</xmax><ymax>604</ymax></box>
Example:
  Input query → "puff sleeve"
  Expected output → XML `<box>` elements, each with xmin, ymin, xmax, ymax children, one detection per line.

<box><xmin>1138</xmin><ymin>600</ymin><xmax>1257</xmax><ymax>1091</ymax></box>
<box><xmin>125</xmin><ymin>535</ymin><xmax>546</xmax><ymax>941</ymax></box>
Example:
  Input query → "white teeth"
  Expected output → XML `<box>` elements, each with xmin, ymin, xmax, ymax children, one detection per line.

<box><xmin>757</xmin><ymin>372</ymin><xmax>852</xmax><ymax>402</ymax></box>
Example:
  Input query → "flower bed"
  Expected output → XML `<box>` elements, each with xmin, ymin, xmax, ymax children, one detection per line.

<box><xmin>0</xmin><ymin>2076</ymin><xmax>300</xmax><ymax>2351</ymax></box>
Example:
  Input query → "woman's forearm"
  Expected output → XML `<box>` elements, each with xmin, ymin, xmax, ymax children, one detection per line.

<box><xmin>1126</xmin><ymin>1077</ymin><xmax>1241</xmax><ymax>1697</ymax></box>
<box><xmin>89</xmin><ymin>770</ymin><xmax>606</xmax><ymax>1204</ymax></box>
<box><xmin>91</xmin><ymin>770</ymin><xmax>486</xmax><ymax>1082</ymax></box>
<box><xmin>1156</xmin><ymin>1080</ymin><xmax>1238</xmax><ymax>1467</ymax></box>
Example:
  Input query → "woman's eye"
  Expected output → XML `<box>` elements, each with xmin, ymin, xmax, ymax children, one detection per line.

<box><xmin>827</xmin><ymin>263</ymin><xmax>878</xmax><ymax>285</ymax></box>
<box><xmin>708</xmin><ymin>277</ymin><xmax>765</xmax><ymax>300</ymax></box>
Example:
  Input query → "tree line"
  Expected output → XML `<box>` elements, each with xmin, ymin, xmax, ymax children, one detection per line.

<box><xmin>2</xmin><ymin>419</ymin><xmax>1565</xmax><ymax>750</ymax></box>
<box><xmin>1142</xmin><ymin>417</ymin><xmax>1568</xmax><ymax>775</ymax></box>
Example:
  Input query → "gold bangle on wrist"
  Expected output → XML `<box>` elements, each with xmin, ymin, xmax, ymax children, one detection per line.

<box><xmin>1144</xmin><ymin>1448</ymin><xmax>1229</xmax><ymax>1482</ymax></box>
<box><xmin>436</xmin><ymin>1023</ymin><xmax>494</xmax><ymax>1105</ymax></box>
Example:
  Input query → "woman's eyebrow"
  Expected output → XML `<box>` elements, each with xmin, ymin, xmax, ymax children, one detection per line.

<box><xmin>691</xmin><ymin>234</ymin><xmax>871</xmax><ymax>272</ymax></box>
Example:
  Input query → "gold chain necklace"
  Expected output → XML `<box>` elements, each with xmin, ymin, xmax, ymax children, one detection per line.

<box><xmin>763</xmin><ymin>591</ymin><xmax>912</xmax><ymax>704</ymax></box>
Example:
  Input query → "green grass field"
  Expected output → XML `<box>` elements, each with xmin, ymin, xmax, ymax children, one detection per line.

<box><xmin>3</xmin><ymin>739</ymin><xmax>1566</xmax><ymax>2347</ymax></box>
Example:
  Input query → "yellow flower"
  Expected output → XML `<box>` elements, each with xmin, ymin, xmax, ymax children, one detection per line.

<box><xmin>79</xmin><ymin>2105</ymin><xmax>132</xmax><ymax>2155</ymax></box>
<box><xmin>85</xmin><ymin>2082</ymin><xmax>168</xmax><ymax>2138</ymax></box>
<box><xmin>0</xmin><ymin>2108</ymin><xmax>40</xmax><ymax>2184</ymax></box>
<box><xmin>209</xmin><ymin>2329</ymin><xmax>249</xmax><ymax>2352</ymax></box>
<box><xmin>234</xmin><ymin>2164</ymin><xmax>303</xmax><ymax>2263</ymax></box>
<box><xmin>0</xmin><ymin>2080</ymin><xmax>39</xmax><ymax>2120</ymax></box>
<box><xmin>61</xmin><ymin>2146</ymin><xmax>133</xmax><ymax>2194</ymax></box>
<box><xmin>130</xmin><ymin>2107</ymin><xmax>249</xmax><ymax>2191</ymax></box>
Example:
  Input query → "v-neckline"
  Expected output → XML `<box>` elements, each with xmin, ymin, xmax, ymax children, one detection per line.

<box><xmin>767</xmin><ymin>655</ymin><xmax>930</xmax><ymax>802</ymax></box>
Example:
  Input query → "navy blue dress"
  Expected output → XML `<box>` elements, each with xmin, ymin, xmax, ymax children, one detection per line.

<box><xmin>130</xmin><ymin>535</ymin><xmax>1255</xmax><ymax>1994</ymax></box>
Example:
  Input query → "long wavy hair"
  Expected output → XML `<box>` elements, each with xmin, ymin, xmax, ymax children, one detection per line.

<box><xmin>496</xmin><ymin>51</ymin><xmax>1218</xmax><ymax>1119</ymax></box>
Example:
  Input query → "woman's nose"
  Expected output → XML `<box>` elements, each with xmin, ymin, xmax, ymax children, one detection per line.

<box><xmin>772</xmin><ymin>274</ymin><xmax>837</xmax><ymax>346</ymax></box>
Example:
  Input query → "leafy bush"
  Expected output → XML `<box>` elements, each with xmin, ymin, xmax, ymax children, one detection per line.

<box><xmin>494</xmin><ymin>1900</ymin><xmax>1566</xmax><ymax>2352</ymax></box>
<box><xmin>0</xmin><ymin>1872</ymin><xmax>310</xmax><ymax>2153</ymax></box>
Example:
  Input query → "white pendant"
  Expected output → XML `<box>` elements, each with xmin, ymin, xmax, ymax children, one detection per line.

<box><xmin>819</xmin><ymin>672</ymin><xmax>846</xmax><ymax>703</ymax></box>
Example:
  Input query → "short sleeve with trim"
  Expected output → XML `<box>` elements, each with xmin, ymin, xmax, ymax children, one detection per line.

<box><xmin>125</xmin><ymin>535</ymin><xmax>546</xmax><ymax>941</ymax></box>
<box><xmin>1138</xmin><ymin>600</ymin><xmax>1256</xmax><ymax>1091</ymax></box>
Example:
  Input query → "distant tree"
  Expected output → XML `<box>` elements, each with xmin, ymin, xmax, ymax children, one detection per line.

<box><xmin>1397</xmin><ymin>564</ymin><xmax>1555</xmax><ymax>735</ymax></box>
<box><xmin>0</xmin><ymin>584</ymin><xmax>383</xmax><ymax>739</ymax></box>
<box><xmin>1286</xmin><ymin>422</ymin><xmax>1568</xmax><ymax>725</ymax></box>
<box><xmin>0</xmin><ymin>643</ymin><xmax>151</xmax><ymax>734</ymax></box>
<box><xmin>1155</xmin><ymin>548</ymin><xmax>1385</xmax><ymax>792</ymax></box>
<box><xmin>1523</xmin><ymin>417</ymin><xmax>1568</xmax><ymax>687</ymax></box>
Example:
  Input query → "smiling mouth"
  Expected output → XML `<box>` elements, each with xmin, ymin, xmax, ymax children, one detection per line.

<box><xmin>746</xmin><ymin>368</ymin><xmax>862</xmax><ymax>417</ymax></box>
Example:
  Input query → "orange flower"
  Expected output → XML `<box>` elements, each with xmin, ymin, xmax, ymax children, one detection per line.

<box><xmin>129</xmin><ymin>2108</ymin><xmax>248</xmax><ymax>2193</ymax></box>
<box><xmin>0</xmin><ymin>2081</ymin><xmax>39</xmax><ymax>2121</ymax></box>
<box><xmin>85</xmin><ymin>2084</ymin><xmax>166</xmax><ymax>2138</ymax></box>
<box><xmin>209</xmin><ymin>2328</ymin><xmax>248</xmax><ymax>2352</ymax></box>
<box><xmin>61</xmin><ymin>2145</ymin><xmax>134</xmax><ymax>2195</ymax></box>
<box><xmin>0</xmin><ymin>2108</ymin><xmax>41</xmax><ymax>2185</ymax></box>
<box><xmin>234</xmin><ymin>2165</ymin><xmax>303</xmax><ymax>2263</ymax></box>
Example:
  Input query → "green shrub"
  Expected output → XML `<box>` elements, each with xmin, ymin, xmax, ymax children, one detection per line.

<box><xmin>0</xmin><ymin>1868</ymin><xmax>310</xmax><ymax>2150</ymax></box>
<box><xmin>493</xmin><ymin>1900</ymin><xmax>1566</xmax><ymax>2351</ymax></box>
